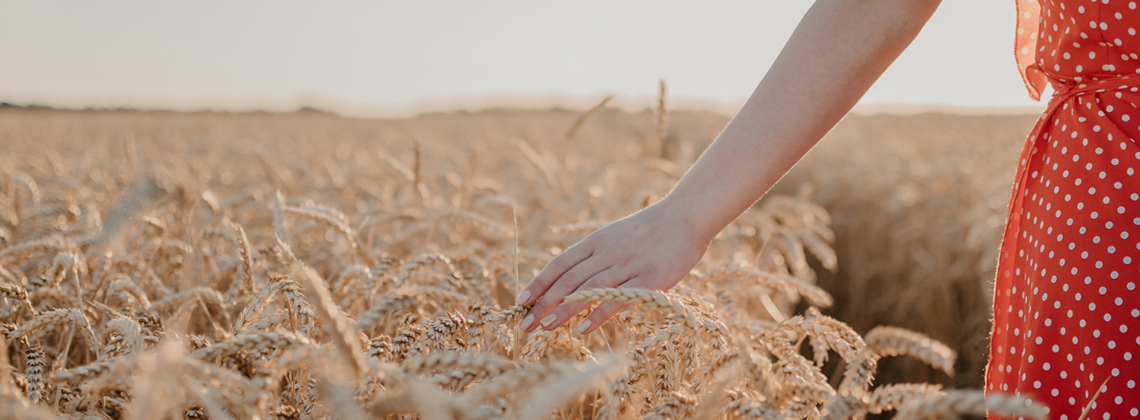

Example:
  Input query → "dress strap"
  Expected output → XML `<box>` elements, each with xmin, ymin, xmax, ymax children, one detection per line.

<box><xmin>1016</xmin><ymin>0</ymin><xmax>1048</xmax><ymax>101</ymax></box>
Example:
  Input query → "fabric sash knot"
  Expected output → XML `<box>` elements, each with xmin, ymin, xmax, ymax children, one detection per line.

<box><xmin>1045</xmin><ymin>75</ymin><xmax>1140</xmax><ymax>117</ymax></box>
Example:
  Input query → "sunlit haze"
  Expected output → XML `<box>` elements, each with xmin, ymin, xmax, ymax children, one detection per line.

<box><xmin>1</xmin><ymin>1</ymin><xmax>1042</xmax><ymax>116</ymax></box>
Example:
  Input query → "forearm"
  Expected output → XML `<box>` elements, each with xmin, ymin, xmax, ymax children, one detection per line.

<box><xmin>516</xmin><ymin>0</ymin><xmax>943</xmax><ymax>333</ymax></box>
<box><xmin>664</xmin><ymin>0</ymin><xmax>941</xmax><ymax>241</ymax></box>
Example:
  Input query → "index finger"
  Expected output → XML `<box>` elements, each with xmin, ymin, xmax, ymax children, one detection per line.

<box><xmin>514</xmin><ymin>242</ymin><xmax>592</xmax><ymax>305</ymax></box>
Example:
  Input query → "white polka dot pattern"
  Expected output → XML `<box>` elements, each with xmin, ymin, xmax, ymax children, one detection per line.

<box><xmin>1018</xmin><ymin>0</ymin><xmax>1140</xmax><ymax>98</ymax></box>
<box><xmin>997</xmin><ymin>2</ymin><xmax>1140</xmax><ymax>419</ymax></box>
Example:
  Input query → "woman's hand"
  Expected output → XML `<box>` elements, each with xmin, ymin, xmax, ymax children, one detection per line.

<box><xmin>514</xmin><ymin>0</ymin><xmax>941</xmax><ymax>335</ymax></box>
<box><xmin>514</xmin><ymin>198</ymin><xmax>711</xmax><ymax>334</ymax></box>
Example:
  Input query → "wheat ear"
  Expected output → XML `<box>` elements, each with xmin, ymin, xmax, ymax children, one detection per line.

<box><xmin>189</xmin><ymin>329</ymin><xmax>311</xmax><ymax>361</ymax></box>
<box><xmin>895</xmin><ymin>390</ymin><xmax>1047</xmax><ymax>420</ymax></box>
<box><xmin>839</xmin><ymin>326</ymin><xmax>955</xmax><ymax>397</ymax></box>
<box><xmin>289</xmin><ymin>262</ymin><xmax>367</xmax><ymax>379</ymax></box>
<box><xmin>23</xmin><ymin>346</ymin><xmax>45</xmax><ymax>404</ymax></box>
<box><xmin>867</xmin><ymin>383</ymin><xmax>943</xmax><ymax>414</ymax></box>
<box><xmin>7</xmin><ymin>309</ymin><xmax>98</xmax><ymax>355</ymax></box>
<box><xmin>231</xmin><ymin>276</ymin><xmax>290</xmax><ymax>334</ymax></box>
<box><xmin>283</xmin><ymin>205</ymin><xmax>374</xmax><ymax>266</ymax></box>
<box><xmin>563</xmin><ymin>288</ymin><xmax>700</xmax><ymax>330</ymax></box>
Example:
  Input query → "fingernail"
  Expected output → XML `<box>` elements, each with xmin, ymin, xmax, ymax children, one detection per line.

<box><xmin>519</xmin><ymin>314</ymin><xmax>535</xmax><ymax>330</ymax></box>
<box><xmin>540</xmin><ymin>314</ymin><xmax>557</xmax><ymax>328</ymax></box>
<box><xmin>576</xmin><ymin>319</ymin><xmax>592</xmax><ymax>334</ymax></box>
<box><xmin>515</xmin><ymin>290</ymin><xmax>531</xmax><ymax>305</ymax></box>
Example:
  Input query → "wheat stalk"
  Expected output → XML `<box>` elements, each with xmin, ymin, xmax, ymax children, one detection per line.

<box><xmin>564</xmin><ymin>95</ymin><xmax>613</xmax><ymax>141</ymax></box>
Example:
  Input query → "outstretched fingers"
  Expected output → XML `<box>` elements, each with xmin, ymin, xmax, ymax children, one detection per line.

<box><xmin>518</xmin><ymin>255</ymin><xmax>608</xmax><ymax>332</ymax></box>
<box><xmin>515</xmin><ymin>243</ymin><xmax>591</xmax><ymax>307</ymax></box>
<box><xmin>537</xmin><ymin>266</ymin><xmax>630</xmax><ymax>331</ymax></box>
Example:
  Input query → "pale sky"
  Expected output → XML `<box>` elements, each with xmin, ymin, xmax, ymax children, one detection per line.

<box><xmin>0</xmin><ymin>1</ymin><xmax>1042</xmax><ymax>117</ymax></box>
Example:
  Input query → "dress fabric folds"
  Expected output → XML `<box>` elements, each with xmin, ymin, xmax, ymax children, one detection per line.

<box><xmin>991</xmin><ymin>1</ymin><xmax>1140</xmax><ymax>418</ymax></box>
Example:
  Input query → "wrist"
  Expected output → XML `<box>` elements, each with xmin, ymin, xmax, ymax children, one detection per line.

<box><xmin>655</xmin><ymin>194</ymin><xmax>720</xmax><ymax>247</ymax></box>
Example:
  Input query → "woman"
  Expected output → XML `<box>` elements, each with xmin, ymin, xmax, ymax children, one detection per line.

<box><xmin>515</xmin><ymin>1</ymin><xmax>1139</xmax><ymax>418</ymax></box>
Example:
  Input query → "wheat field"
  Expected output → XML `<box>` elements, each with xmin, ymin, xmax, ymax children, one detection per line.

<box><xmin>0</xmin><ymin>104</ymin><xmax>1044</xmax><ymax>420</ymax></box>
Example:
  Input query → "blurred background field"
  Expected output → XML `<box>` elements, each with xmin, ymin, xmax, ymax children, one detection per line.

<box><xmin>0</xmin><ymin>105</ymin><xmax>1037</xmax><ymax>391</ymax></box>
<box><xmin>772</xmin><ymin>112</ymin><xmax>1036</xmax><ymax>388</ymax></box>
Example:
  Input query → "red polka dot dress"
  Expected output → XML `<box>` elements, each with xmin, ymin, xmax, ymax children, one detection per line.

<box><xmin>990</xmin><ymin>1</ymin><xmax>1140</xmax><ymax>419</ymax></box>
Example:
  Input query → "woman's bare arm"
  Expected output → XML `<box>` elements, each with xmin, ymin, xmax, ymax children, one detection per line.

<box><xmin>517</xmin><ymin>0</ymin><xmax>943</xmax><ymax>333</ymax></box>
